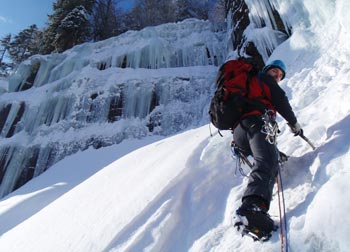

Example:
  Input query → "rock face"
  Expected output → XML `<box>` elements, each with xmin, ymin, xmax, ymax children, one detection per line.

<box><xmin>0</xmin><ymin>0</ymin><xmax>292</xmax><ymax>197</ymax></box>
<box><xmin>226</xmin><ymin>0</ymin><xmax>291</xmax><ymax>68</ymax></box>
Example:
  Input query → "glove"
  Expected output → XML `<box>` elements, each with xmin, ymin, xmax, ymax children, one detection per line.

<box><xmin>288</xmin><ymin>122</ymin><xmax>303</xmax><ymax>136</ymax></box>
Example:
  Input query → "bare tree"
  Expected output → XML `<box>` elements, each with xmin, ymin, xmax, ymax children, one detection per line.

<box><xmin>92</xmin><ymin>0</ymin><xmax>121</xmax><ymax>41</ymax></box>
<box><xmin>127</xmin><ymin>0</ymin><xmax>176</xmax><ymax>29</ymax></box>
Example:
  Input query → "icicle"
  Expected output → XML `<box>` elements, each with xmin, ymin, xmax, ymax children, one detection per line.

<box><xmin>0</xmin><ymin>146</ymin><xmax>25</xmax><ymax>197</ymax></box>
<box><xmin>123</xmin><ymin>81</ymin><xmax>155</xmax><ymax>119</ymax></box>
<box><xmin>0</xmin><ymin>102</ymin><xmax>25</xmax><ymax>138</ymax></box>
<box><xmin>8</xmin><ymin>63</ymin><xmax>33</xmax><ymax>92</ymax></box>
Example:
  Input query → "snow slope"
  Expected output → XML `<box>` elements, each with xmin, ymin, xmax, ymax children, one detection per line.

<box><xmin>1</xmin><ymin>0</ymin><xmax>350</xmax><ymax>251</ymax></box>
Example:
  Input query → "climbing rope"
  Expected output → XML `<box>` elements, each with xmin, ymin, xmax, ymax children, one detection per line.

<box><xmin>231</xmin><ymin>141</ymin><xmax>252</xmax><ymax>177</ymax></box>
<box><xmin>277</xmin><ymin>165</ymin><xmax>289</xmax><ymax>252</ymax></box>
<box><xmin>261</xmin><ymin>110</ymin><xmax>289</xmax><ymax>251</ymax></box>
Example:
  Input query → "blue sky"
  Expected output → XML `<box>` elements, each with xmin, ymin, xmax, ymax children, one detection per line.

<box><xmin>0</xmin><ymin>0</ymin><xmax>134</xmax><ymax>39</ymax></box>
<box><xmin>0</xmin><ymin>0</ymin><xmax>55</xmax><ymax>38</ymax></box>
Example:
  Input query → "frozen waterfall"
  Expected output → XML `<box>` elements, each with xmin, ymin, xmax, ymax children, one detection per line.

<box><xmin>0</xmin><ymin>19</ymin><xmax>226</xmax><ymax>197</ymax></box>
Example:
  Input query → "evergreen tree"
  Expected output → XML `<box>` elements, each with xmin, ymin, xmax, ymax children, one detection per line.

<box><xmin>42</xmin><ymin>0</ymin><xmax>96</xmax><ymax>53</ymax></box>
<box><xmin>0</xmin><ymin>34</ymin><xmax>12</xmax><ymax>76</ymax></box>
<box><xmin>54</xmin><ymin>5</ymin><xmax>90</xmax><ymax>51</ymax></box>
<box><xmin>0</xmin><ymin>34</ymin><xmax>11</xmax><ymax>64</ymax></box>
<box><xmin>40</xmin><ymin>23</ymin><xmax>58</xmax><ymax>54</ymax></box>
<box><xmin>8</xmin><ymin>25</ymin><xmax>41</xmax><ymax>64</ymax></box>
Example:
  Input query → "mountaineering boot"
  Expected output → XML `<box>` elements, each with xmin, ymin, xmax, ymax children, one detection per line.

<box><xmin>234</xmin><ymin>197</ymin><xmax>278</xmax><ymax>241</ymax></box>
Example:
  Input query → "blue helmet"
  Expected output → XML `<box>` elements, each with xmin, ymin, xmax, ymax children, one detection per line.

<box><xmin>263</xmin><ymin>60</ymin><xmax>287</xmax><ymax>80</ymax></box>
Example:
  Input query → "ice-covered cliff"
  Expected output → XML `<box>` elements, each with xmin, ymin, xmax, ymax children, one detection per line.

<box><xmin>226</xmin><ymin>0</ymin><xmax>291</xmax><ymax>65</ymax></box>
<box><xmin>0</xmin><ymin>0</ymin><xmax>292</xmax><ymax>197</ymax></box>
<box><xmin>0</xmin><ymin>19</ymin><xmax>227</xmax><ymax>197</ymax></box>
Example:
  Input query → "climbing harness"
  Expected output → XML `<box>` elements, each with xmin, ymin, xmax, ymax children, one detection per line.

<box><xmin>261</xmin><ymin>110</ymin><xmax>280</xmax><ymax>144</ymax></box>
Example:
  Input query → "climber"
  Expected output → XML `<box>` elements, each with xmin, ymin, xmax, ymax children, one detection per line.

<box><xmin>233</xmin><ymin>59</ymin><xmax>303</xmax><ymax>240</ymax></box>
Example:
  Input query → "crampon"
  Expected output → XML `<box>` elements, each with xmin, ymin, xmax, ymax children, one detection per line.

<box><xmin>234</xmin><ymin>211</ymin><xmax>278</xmax><ymax>242</ymax></box>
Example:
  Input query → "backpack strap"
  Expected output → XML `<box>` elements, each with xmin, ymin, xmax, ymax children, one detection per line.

<box><xmin>242</xmin><ymin>72</ymin><xmax>269</xmax><ymax>114</ymax></box>
<box><xmin>244</xmin><ymin>68</ymin><xmax>255</xmax><ymax>96</ymax></box>
<box><xmin>257</xmin><ymin>72</ymin><xmax>267</xmax><ymax>98</ymax></box>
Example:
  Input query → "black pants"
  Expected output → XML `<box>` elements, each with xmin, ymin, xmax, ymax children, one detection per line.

<box><xmin>233</xmin><ymin>116</ymin><xmax>279</xmax><ymax>210</ymax></box>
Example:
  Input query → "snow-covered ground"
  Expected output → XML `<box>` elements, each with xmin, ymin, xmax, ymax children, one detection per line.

<box><xmin>1</xmin><ymin>0</ymin><xmax>350</xmax><ymax>251</ymax></box>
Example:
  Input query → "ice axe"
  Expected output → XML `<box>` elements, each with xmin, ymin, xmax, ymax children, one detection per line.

<box><xmin>299</xmin><ymin>132</ymin><xmax>316</xmax><ymax>150</ymax></box>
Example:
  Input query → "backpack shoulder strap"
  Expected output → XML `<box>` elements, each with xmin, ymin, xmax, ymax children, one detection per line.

<box><xmin>257</xmin><ymin>72</ymin><xmax>267</xmax><ymax>97</ymax></box>
<box><xmin>244</xmin><ymin>68</ymin><xmax>255</xmax><ymax>95</ymax></box>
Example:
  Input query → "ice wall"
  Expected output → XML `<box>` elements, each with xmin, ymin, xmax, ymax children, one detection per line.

<box><xmin>226</xmin><ymin>0</ymin><xmax>291</xmax><ymax>64</ymax></box>
<box><xmin>0</xmin><ymin>19</ymin><xmax>226</xmax><ymax>197</ymax></box>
